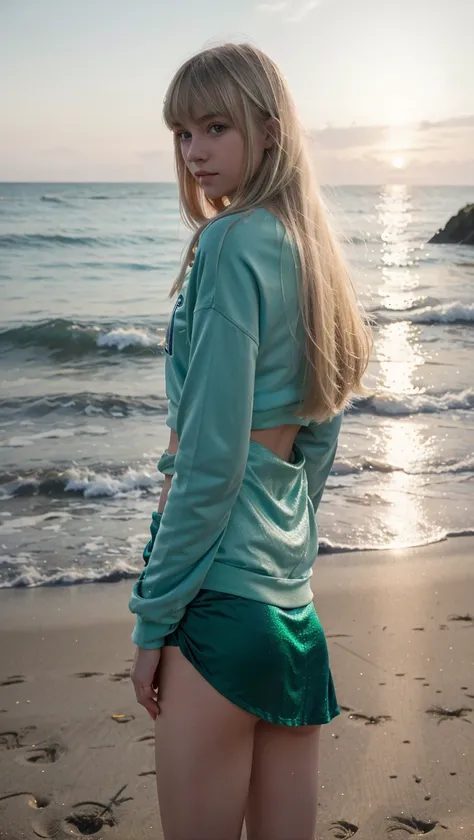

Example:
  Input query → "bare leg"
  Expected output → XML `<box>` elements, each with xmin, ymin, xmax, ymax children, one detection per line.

<box><xmin>155</xmin><ymin>645</ymin><xmax>258</xmax><ymax>840</ymax></box>
<box><xmin>245</xmin><ymin>719</ymin><xmax>322</xmax><ymax>840</ymax></box>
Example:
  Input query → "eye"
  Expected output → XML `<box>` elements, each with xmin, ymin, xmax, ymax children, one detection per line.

<box><xmin>176</xmin><ymin>130</ymin><xmax>191</xmax><ymax>141</ymax></box>
<box><xmin>209</xmin><ymin>123</ymin><xmax>227</xmax><ymax>135</ymax></box>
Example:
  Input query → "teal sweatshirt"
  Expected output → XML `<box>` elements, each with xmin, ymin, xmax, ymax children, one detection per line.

<box><xmin>129</xmin><ymin>208</ymin><xmax>343</xmax><ymax>648</ymax></box>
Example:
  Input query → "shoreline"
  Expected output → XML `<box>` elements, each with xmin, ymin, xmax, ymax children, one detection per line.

<box><xmin>1</xmin><ymin>536</ymin><xmax>473</xmax><ymax>838</ymax></box>
<box><xmin>1</xmin><ymin>529</ymin><xmax>473</xmax><ymax>606</ymax></box>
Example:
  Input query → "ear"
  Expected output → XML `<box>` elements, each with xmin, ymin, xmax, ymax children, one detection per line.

<box><xmin>262</xmin><ymin>117</ymin><xmax>279</xmax><ymax>150</ymax></box>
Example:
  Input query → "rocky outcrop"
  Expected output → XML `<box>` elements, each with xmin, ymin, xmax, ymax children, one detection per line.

<box><xmin>429</xmin><ymin>203</ymin><xmax>474</xmax><ymax>245</ymax></box>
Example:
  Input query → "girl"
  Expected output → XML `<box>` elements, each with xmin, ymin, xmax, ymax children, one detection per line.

<box><xmin>129</xmin><ymin>43</ymin><xmax>372</xmax><ymax>840</ymax></box>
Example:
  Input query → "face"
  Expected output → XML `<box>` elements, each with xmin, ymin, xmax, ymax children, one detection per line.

<box><xmin>173</xmin><ymin>111</ymin><xmax>270</xmax><ymax>201</ymax></box>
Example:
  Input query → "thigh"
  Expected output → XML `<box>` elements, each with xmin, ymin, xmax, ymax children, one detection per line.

<box><xmin>155</xmin><ymin>644</ymin><xmax>258</xmax><ymax>840</ymax></box>
<box><xmin>245</xmin><ymin>719</ymin><xmax>322</xmax><ymax>840</ymax></box>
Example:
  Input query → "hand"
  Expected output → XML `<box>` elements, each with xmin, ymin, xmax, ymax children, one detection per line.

<box><xmin>131</xmin><ymin>646</ymin><xmax>162</xmax><ymax>721</ymax></box>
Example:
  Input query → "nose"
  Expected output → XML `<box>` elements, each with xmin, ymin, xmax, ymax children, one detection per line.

<box><xmin>185</xmin><ymin>135</ymin><xmax>209</xmax><ymax>165</ymax></box>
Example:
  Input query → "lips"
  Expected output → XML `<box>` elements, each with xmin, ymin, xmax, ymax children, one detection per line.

<box><xmin>195</xmin><ymin>171</ymin><xmax>217</xmax><ymax>177</ymax></box>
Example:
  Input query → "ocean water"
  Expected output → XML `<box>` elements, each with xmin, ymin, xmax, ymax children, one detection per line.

<box><xmin>0</xmin><ymin>181</ymin><xmax>473</xmax><ymax>589</ymax></box>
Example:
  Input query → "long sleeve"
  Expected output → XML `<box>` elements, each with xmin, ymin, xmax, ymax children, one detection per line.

<box><xmin>295</xmin><ymin>414</ymin><xmax>343</xmax><ymax>513</ymax></box>
<box><xmin>129</xmin><ymin>223</ymin><xmax>260</xmax><ymax>648</ymax></box>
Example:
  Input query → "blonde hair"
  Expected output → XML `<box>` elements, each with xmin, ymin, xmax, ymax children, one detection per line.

<box><xmin>163</xmin><ymin>43</ymin><xmax>373</xmax><ymax>421</ymax></box>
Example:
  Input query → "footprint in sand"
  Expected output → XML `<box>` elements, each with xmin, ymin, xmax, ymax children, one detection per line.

<box><xmin>343</xmin><ymin>707</ymin><xmax>392</xmax><ymax>726</ymax></box>
<box><xmin>25</xmin><ymin>740</ymin><xmax>65</xmax><ymax>764</ymax></box>
<box><xmin>326</xmin><ymin>634</ymin><xmax>352</xmax><ymax>639</ymax></box>
<box><xmin>0</xmin><ymin>675</ymin><xmax>26</xmax><ymax>687</ymax></box>
<box><xmin>386</xmin><ymin>815</ymin><xmax>448</xmax><ymax>833</ymax></box>
<box><xmin>448</xmin><ymin>612</ymin><xmax>473</xmax><ymax>624</ymax></box>
<box><xmin>31</xmin><ymin>784</ymin><xmax>133</xmax><ymax>838</ymax></box>
<box><xmin>32</xmin><ymin>805</ymin><xmax>116</xmax><ymax>837</ymax></box>
<box><xmin>0</xmin><ymin>791</ymin><xmax>51</xmax><ymax>809</ymax></box>
<box><xmin>0</xmin><ymin>731</ymin><xmax>24</xmax><ymax>750</ymax></box>
<box><xmin>30</xmin><ymin>794</ymin><xmax>52</xmax><ymax>809</ymax></box>
<box><xmin>0</xmin><ymin>726</ymin><xmax>37</xmax><ymax>751</ymax></box>
<box><xmin>426</xmin><ymin>704</ymin><xmax>472</xmax><ymax>725</ymax></box>
<box><xmin>329</xmin><ymin>819</ymin><xmax>359</xmax><ymax>838</ymax></box>
<box><xmin>108</xmin><ymin>669</ymin><xmax>131</xmax><ymax>682</ymax></box>
<box><xmin>72</xmin><ymin>669</ymin><xmax>132</xmax><ymax>682</ymax></box>
<box><xmin>72</xmin><ymin>671</ymin><xmax>104</xmax><ymax>679</ymax></box>
<box><xmin>64</xmin><ymin>804</ymin><xmax>117</xmax><ymax>835</ymax></box>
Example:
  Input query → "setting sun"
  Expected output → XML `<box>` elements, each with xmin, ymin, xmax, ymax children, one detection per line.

<box><xmin>392</xmin><ymin>155</ymin><xmax>406</xmax><ymax>169</ymax></box>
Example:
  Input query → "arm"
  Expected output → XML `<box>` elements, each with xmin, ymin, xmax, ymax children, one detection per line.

<box><xmin>296</xmin><ymin>414</ymin><xmax>343</xmax><ymax>513</ymax></box>
<box><xmin>157</xmin><ymin>429</ymin><xmax>179</xmax><ymax>513</ymax></box>
<box><xmin>141</xmin><ymin>429</ymin><xmax>178</xmax><ymax>567</ymax></box>
<box><xmin>129</xmin><ymin>224</ymin><xmax>260</xmax><ymax>649</ymax></box>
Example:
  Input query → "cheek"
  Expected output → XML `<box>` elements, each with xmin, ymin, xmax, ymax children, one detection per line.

<box><xmin>178</xmin><ymin>141</ymin><xmax>193</xmax><ymax>169</ymax></box>
<box><xmin>226</xmin><ymin>136</ymin><xmax>245</xmax><ymax>173</ymax></box>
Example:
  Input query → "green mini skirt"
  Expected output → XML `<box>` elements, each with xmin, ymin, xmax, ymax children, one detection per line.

<box><xmin>164</xmin><ymin>588</ymin><xmax>340</xmax><ymax>727</ymax></box>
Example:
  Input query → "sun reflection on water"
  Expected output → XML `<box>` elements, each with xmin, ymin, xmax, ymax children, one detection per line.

<box><xmin>377</xmin><ymin>321</ymin><xmax>425</xmax><ymax>396</ymax></box>
<box><xmin>374</xmin><ymin>184</ymin><xmax>433</xmax><ymax>548</ymax></box>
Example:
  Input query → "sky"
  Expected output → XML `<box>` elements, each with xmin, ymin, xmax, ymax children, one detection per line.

<box><xmin>1</xmin><ymin>0</ymin><xmax>473</xmax><ymax>184</ymax></box>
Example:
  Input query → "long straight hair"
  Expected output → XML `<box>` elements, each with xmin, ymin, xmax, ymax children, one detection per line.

<box><xmin>163</xmin><ymin>43</ymin><xmax>373</xmax><ymax>422</ymax></box>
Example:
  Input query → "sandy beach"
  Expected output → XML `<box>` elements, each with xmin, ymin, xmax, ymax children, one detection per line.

<box><xmin>0</xmin><ymin>536</ymin><xmax>473</xmax><ymax>839</ymax></box>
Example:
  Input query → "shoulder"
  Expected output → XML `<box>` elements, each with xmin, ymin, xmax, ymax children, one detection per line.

<box><xmin>191</xmin><ymin>210</ymin><xmax>285</xmax><ymax>340</ymax></box>
<box><xmin>197</xmin><ymin>208</ymin><xmax>285</xmax><ymax>265</ymax></box>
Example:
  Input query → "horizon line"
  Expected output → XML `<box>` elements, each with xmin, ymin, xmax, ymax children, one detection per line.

<box><xmin>1</xmin><ymin>180</ymin><xmax>473</xmax><ymax>188</ymax></box>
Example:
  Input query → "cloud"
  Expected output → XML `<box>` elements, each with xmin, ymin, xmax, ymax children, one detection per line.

<box><xmin>310</xmin><ymin>115</ymin><xmax>474</xmax><ymax>154</ymax></box>
<box><xmin>306</xmin><ymin>116</ymin><xmax>474</xmax><ymax>185</ymax></box>
<box><xmin>311</xmin><ymin>124</ymin><xmax>388</xmax><ymax>150</ymax></box>
<box><xmin>402</xmin><ymin>143</ymin><xmax>449</xmax><ymax>153</ymax></box>
<box><xmin>256</xmin><ymin>0</ymin><xmax>321</xmax><ymax>22</ymax></box>
<box><xmin>418</xmin><ymin>114</ymin><xmax>474</xmax><ymax>131</ymax></box>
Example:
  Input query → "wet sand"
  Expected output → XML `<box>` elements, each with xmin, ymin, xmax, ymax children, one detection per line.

<box><xmin>0</xmin><ymin>536</ymin><xmax>473</xmax><ymax>839</ymax></box>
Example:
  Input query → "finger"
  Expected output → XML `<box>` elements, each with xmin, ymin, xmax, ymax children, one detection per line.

<box><xmin>135</xmin><ymin>683</ymin><xmax>160</xmax><ymax>719</ymax></box>
<box><xmin>138</xmin><ymin>695</ymin><xmax>159</xmax><ymax>720</ymax></box>
<box><xmin>134</xmin><ymin>682</ymin><xmax>157</xmax><ymax>707</ymax></box>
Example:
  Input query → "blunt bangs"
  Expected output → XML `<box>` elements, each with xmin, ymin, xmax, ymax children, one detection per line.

<box><xmin>163</xmin><ymin>55</ymin><xmax>240</xmax><ymax>130</ymax></box>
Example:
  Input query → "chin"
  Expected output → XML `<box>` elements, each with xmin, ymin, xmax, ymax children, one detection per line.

<box><xmin>201</xmin><ymin>180</ymin><xmax>238</xmax><ymax>202</ymax></box>
<box><xmin>202</xmin><ymin>186</ymin><xmax>226</xmax><ymax>200</ymax></box>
